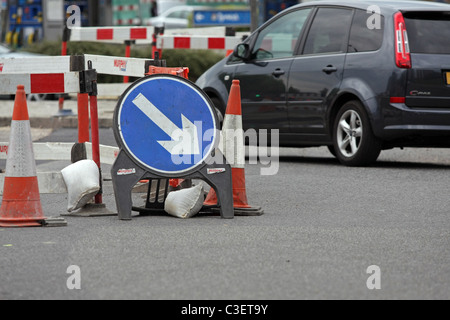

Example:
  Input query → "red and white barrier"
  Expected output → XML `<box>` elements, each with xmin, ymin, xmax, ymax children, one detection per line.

<box><xmin>0</xmin><ymin>54</ymin><xmax>152</xmax><ymax>207</ymax></box>
<box><xmin>0</xmin><ymin>56</ymin><xmax>71</xmax><ymax>74</ymax></box>
<box><xmin>69</xmin><ymin>26</ymin><xmax>154</xmax><ymax>43</ymax></box>
<box><xmin>67</xmin><ymin>26</ymin><xmax>247</xmax><ymax>50</ymax></box>
<box><xmin>0</xmin><ymin>73</ymin><xmax>80</xmax><ymax>95</ymax></box>
<box><xmin>157</xmin><ymin>35</ymin><xmax>242</xmax><ymax>51</ymax></box>
<box><xmin>84</xmin><ymin>54</ymin><xmax>153</xmax><ymax>77</ymax></box>
<box><xmin>66</xmin><ymin>26</ymin><xmax>158</xmax><ymax>83</ymax></box>
<box><xmin>0</xmin><ymin>54</ymin><xmax>153</xmax><ymax>88</ymax></box>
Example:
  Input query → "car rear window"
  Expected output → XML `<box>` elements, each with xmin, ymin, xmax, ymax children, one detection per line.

<box><xmin>404</xmin><ymin>12</ymin><xmax>450</xmax><ymax>54</ymax></box>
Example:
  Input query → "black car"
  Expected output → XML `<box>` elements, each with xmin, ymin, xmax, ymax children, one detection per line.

<box><xmin>196</xmin><ymin>0</ymin><xmax>450</xmax><ymax>166</ymax></box>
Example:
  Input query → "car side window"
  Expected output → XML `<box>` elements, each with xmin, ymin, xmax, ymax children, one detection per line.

<box><xmin>252</xmin><ymin>8</ymin><xmax>312</xmax><ymax>60</ymax></box>
<box><xmin>303</xmin><ymin>7</ymin><xmax>353</xmax><ymax>55</ymax></box>
<box><xmin>348</xmin><ymin>9</ymin><xmax>384</xmax><ymax>53</ymax></box>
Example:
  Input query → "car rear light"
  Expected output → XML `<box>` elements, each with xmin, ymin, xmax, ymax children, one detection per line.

<box><xmin>394</xmin><ymin>12</ymin><xmax>411</xmax><ymax>69</ymax></box>
<box><xmin>390</xmin><ymin>97</ymin><xmax>406</xmax><ymax>104</ymax></box>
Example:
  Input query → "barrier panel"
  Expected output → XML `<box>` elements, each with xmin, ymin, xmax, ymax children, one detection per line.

<box><xmin>0</xmin><ymin>54</ymin><xmax>154</xmax><ymax>213</ymax></box>
<box><xmin>62</xmin><ymin>25</ymin><xmax>162</xmax><ymax>83</ymax></box>
<box><xmin>69</xmin><ymin>26</ymin><xmax>155</xmax><ymax>43</ymax></box>
<box><xmin>63</xmin><ymin>26</ymin><xmax>246</xmax><ymax>61</ymax></box>
<box><xmin>156</xmin><ymin>35</ymin><xmax>242</xmax><ymax>51</ymax></box>
<box><xmin>0</xmin><ymin>54</ymin><xmax>154</xmax><ymax>79</ymax></box>
<box><xmin>66</xmin><ymin>26</ymin><xmax>234</xmax><ymax>44</ymax></box>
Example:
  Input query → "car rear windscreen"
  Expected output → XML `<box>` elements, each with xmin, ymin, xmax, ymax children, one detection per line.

<box><xmin>404</xmin><ymin>12</ymin><xmax>450</xmax><ymax>54</ymax></box>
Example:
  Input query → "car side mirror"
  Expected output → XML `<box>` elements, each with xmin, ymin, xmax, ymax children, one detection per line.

<box><xmin>233</xmin><ymin>43</ymin><xmax>251</xmax><ymax>61</ymax></box>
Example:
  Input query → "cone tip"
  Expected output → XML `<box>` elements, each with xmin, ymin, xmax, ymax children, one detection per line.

<box><xmin>225</xmin><ymin>80</ymin><xmax>242</xmax><ymax>116</ymax></box>
<box><xmin>12</xmin><ymin>85</ymin><xmax>29</xmax><ymax>121</ymax></box>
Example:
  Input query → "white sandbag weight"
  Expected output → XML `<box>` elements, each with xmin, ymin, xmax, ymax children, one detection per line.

<box><xmin>164</xmin><ymin>184</ymin><xmax>205</xmax><ymax>219</ymax></box>
<box><xmin>61</xmin><ymin>160</ymin><xmax>101</xmax><ymax>213</ymax></box>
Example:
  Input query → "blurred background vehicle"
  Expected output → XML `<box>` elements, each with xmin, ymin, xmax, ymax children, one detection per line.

<box><xmin>145</xmin><ymin>5</ymin><xmax>210</xmax><ymax>28</ymax></box>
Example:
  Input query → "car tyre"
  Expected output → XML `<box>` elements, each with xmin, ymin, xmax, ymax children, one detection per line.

<box><xmin>327</xmin><ymin>145</ymin><xmax>337</xmax><ymax>158</ymax></box>
<box><xmin>333</xmin><ymin>100</ymin><xmax>381</xmax><ymax>166</ymax></box>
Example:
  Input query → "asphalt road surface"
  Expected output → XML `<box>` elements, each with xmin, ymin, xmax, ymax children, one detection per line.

<box><xmin>1</xmin><ymin>128</ymin><xmax>449</xmax><ymax>301</ymax></box>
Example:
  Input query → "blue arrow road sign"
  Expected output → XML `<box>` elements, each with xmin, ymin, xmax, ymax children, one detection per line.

<box><xmin>115</xmin><ymin>75</ymin><xmax>218</xmax><ymax>175</ymax></box>
<box><xmin>193</xmin><ymin>10</ymin><xmax>251</xmax><ymax>26</ymax></box>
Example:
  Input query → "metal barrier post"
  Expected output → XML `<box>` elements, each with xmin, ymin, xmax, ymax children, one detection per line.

<box><xmin>56</xmin><ymin>26</ymin><xmax>74</xmax><ymax>117</ymax></box>
<box><xmin>86</xmin><ymin>60</ymin><xmax>102</xmax><ymax>205</ymax></box>
<box><xmin>123</xmin><ymin>40</ymin><xmax>134</xmax><ymax>83</ymax></box>
<box><xmin>77</xmin><ymin>93</ymin><xmax>90</xmax><ymax>143</ymax></box>
<box><xmin>90</xmin><ymin>94</ymin><xmax>102</xmax><ymax>204</ymax></box>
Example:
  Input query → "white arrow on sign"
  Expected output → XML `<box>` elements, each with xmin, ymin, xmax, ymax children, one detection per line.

<box><xmin>133</xmin><ymin>93</ymin><xmax>200</xmax><ymax>156</ymax></box>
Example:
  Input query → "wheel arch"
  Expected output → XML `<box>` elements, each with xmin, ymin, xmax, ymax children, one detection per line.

<box><xmin>203</xmin><ymin>88</ymin><xmax>227</xmax><ymax>127</ymax></box>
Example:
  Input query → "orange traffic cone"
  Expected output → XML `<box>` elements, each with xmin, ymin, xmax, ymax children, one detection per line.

<box><xmin>0</xmin><ymin>85</ymin><xmax>46</xmax><ymax>227</ymax></box>
<box><xmin>204</xmin><ymin>80</ymin><xmax>263</xmax><ymax>216</ymax></box>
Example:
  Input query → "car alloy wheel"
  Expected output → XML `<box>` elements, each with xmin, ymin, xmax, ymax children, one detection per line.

<box><xmin>333</xmin><ymin>100</ymin><xmax>381</xmax><ymax>166</ymax></box>
<box><xmin>337</xmin><ymin>109</ymin><xmax>363</xmax><ymax>158</ymax></box>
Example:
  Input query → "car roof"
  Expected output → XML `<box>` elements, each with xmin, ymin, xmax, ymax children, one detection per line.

<box><xmin>293</xmin><ymin>0</ymin><xmax>450</xmax><ymax>12</ymax></box>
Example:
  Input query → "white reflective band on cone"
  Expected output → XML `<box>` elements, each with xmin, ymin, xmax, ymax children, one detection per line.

<box><xmin>219</xmin><ymin>114</ymin><xmax>245</xmax><ymax>169</ymax></box>
<box><xmin>5</xmin><ymin>121</ymin><xmax>37</xmax><ymax>178</ymax></box>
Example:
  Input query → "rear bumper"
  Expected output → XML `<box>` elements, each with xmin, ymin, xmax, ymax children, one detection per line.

<box><xmin>375</xmin><ymin>99</ymin><xmax>450</xmax><ymax>146</ymax></box>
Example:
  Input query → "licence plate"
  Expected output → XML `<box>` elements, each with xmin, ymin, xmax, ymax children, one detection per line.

<box><xmin>446</xmin><ymin>72</ymin><xmax>450</xmax><ymax>85</ymax></box>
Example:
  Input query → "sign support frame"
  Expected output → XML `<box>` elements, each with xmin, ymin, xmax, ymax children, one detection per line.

<box><xmin>111</xmin><ymin>149</ymin><xmax>234</xmax><ymax>220</ymax></box>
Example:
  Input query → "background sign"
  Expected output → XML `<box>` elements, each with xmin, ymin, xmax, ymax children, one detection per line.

<box><xmin>116</xmin><ymin>76</ymin><xmax>218</xmax><ymax>175</ymax></box>
<box><xmin>193</xmin><ymin>10</ymin><xmax>251</xmax><ymax>27</ymax></box>
<box><xmin>187</xmin><ymin>0</ymin><xmax>248</xmax><ymax>7</ymax></box>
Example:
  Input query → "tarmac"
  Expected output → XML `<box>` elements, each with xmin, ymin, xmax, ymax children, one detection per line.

<box><xmin>2</xmin><ymin>85</ymin><xmax>450</xmax><ymax>300</ymax></box>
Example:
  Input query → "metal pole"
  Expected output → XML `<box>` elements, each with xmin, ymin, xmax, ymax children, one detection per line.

<box><xmin>77</xmin><ymin>93</ymin><xmax>90</xmax><ymax>143</ymax></box>
<box><xmin>90</xmin><ymin>94</ymin><xmax>102</xmax><ymax>204</ymax></box>
<box><xmin>124</xmin><ymin>40</ymin><xmax>132</xmax><ymax>83</ymax></box>
<box><xmin>87</xmin><ymin>61</ymin><xmax>102</xmax><ymax>204</ymax></box>
<box><xmin>58</xmin><ymin>26</ymin><xmax>70</xmax><ymax>113</ymax></box>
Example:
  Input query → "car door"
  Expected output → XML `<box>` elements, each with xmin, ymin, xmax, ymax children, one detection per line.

<box><xmin>232</xmin><ymin>8</ymin><xmax>312</xmax><ymax>132</ymax></box>
<box><xmin>288</xmin><ymin>7</ymin><xmax>354</xmax><ymax>136</ymax></box>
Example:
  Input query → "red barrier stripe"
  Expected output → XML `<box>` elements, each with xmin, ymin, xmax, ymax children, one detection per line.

<box><xmin>174</xmin><ymin>37</ymin><xmax>191</xmax><ymax>49</ymax></box>
<box><xmin>97</xmin><ymin>29</ymin><xmax>114</xmax><ymax>40</ymax></box>
<box><xmin>208</xmin><ymin>38</ymin><xmax>225</xmax><ymax>50</ymax></box>
<box><xmin>30</xmin><ymin>74</ymin><xmax>65</xmax><ymax>94</ymax></box>
<box><xmin>130</xmin><ymin>28</ymin><xmax>147</xmax><ymax>40</ymax></box>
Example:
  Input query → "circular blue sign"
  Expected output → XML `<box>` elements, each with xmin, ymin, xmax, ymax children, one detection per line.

<box><xmin>114</xmin><ymin>75</ymin><xmax>218</xmax><ymax>175</ymax></box>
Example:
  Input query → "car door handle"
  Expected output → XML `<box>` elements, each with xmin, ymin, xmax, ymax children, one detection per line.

<box><xmin>272</xmin><ymin>69</ymin><xmax>286</xmax><ymax>78</ymax></box>
<box><xmin>323</xmin><ymin>65</ymin><xmax>338</xmax><ymax>74</ymax></box>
